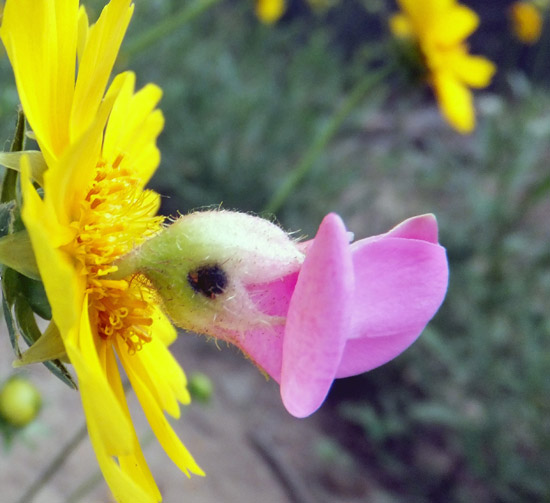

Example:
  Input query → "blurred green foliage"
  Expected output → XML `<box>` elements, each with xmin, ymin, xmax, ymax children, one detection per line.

<box><xmin>1</xmin><ymin>0</ymin><xmax>549</xmax><ymax>501</ymax></box>
<box><xmin>125</xmin><ymin>1</ymin><xmax>383</xmax><ymax>226</ymax></box>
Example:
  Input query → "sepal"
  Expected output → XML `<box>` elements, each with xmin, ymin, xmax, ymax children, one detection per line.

<box><xmin>13</xmin><ymin>322</ymin><xmax>67</xmax><ymax>367</ymax></box>
<box><xmin>0</xmin><ymin>151</ymin><xmax>47</xmax><ymax>186</ymax></box>
<box><xmin>0</xmin><ymin>230</ymin><xmax>40</xmax><ymax>280</ymax></box>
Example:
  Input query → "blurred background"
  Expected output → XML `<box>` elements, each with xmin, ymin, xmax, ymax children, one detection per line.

<box><xmin>1</xmin><ymin>0</ymin><xmax>550</xmax><ymax>502</ymax></box>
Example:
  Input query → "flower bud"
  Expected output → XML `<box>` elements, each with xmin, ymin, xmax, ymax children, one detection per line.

<box><xmin>0</xmin><ymin>377</ymin><xmax>41</xmax><ymax>427</ymax></box>
<box><xmin>115</xmin><ymin>210</ymin><xmax>304</xmax><ymax>336</ymax></box>
<box><xmin>188</xmin><ymin>372</ymin><xmax>214</xmax><ymax>403</ymax></box>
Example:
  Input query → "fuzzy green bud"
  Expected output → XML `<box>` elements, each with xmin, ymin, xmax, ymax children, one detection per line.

<box><xmin>113</xmin><ymin>210</ymin><xmax>304</xmax><ymax>336</ymax></box>
<box><xmin>0</xmin><ymin>377</ymin><xmax>41</xmax><ymax>427</ymax></box>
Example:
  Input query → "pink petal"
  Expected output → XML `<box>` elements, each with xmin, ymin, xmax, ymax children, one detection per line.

<box><xmin>232</xmin><ymin>324</ymin><xmax>286</xmax><ymax>382</ymax></box>
<box><xmin>383</xmin><ymin>214</ymin><xmax>440</xmax><ymax>243</ymax></box>
<box><xmin>281</xmin><ymin>213</ymin><xmax>354</xmax><ymax>418</ymax></box>
<box><xmin>209</xmin><ymin>272</ymin><xmax>298</xmax><ymax>383</ymax></box>
<box><xmin>336</xmin><ymin>237</ymin><xmax>448</xmax><ymax>378</ymax></box>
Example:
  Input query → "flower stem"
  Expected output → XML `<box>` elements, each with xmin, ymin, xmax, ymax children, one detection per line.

<box><xmin>263</xmin><ymin>65</ymin><xmax>393</xmax><ymax>215</ymax></box>
<box><xmin>1</xmin><ymin>108</ymin><xmax>25</xmax><ymax>203</ymax></box>
<box><xmin>121</xmin><ymin>0</ymin><xmax>223</xmax><ymax>61</ymax></box>
<box><xmin>14</xmin><ymin>422</ymin><xmax>88</xmax><ymax>503</ymax></box>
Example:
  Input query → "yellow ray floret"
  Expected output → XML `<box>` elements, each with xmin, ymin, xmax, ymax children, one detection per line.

<box><xmin>0</xmin><ymin>0</ymin><xmax>133</xmax><ymax>166</ymax></box>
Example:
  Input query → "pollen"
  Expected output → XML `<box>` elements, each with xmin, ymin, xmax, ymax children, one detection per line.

<box><xmin>70</xmin><ymin>154</ymin><xmax>164</xmax><ymax>353</ymax></box>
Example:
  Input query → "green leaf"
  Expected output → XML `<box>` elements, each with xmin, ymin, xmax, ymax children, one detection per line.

<box><xmin>1</xmin><ymin>267</ymin><xmax>76</xmax><ymax>389</ymax></box>
<box><xmin>0</xmin><ymin>109</ymin><xmax>26</xmax><ymax>204</ymax></box>
<box><xmin>0</xmin><ymin>169</ymin><xmax>18</xmax><ymax>205</ymax></box>
<box><xmin>10</xmin><ymin>109</ymin><xmax>26</xmax><ymax>153</ymax></box>
<box><xmin>42</xmin><ymin>360</ymin><xmax>77</xmax><ymax>390</ymax></box>
<box><xmin>17</xmin><ymin>275</ymin><xmax>51</xmax><ymax>320</ymax></box>
<box><xmin>1</xmin><ymin>267</ymin><xmax>22</xmax><ymax>357</ymax></box>
<box><xmin>13</xmin><ymin>294</ymin><xmax>42</xmax><ymax>347</ymax></box>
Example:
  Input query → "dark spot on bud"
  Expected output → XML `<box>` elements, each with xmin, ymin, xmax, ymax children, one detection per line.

<box><xmin>187</xmin><ymin>264</ymin><xmax>228</xmax><ymax>299</ymax></box>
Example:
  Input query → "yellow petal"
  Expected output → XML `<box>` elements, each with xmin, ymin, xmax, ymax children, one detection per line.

<box><xmin>255</xmin><ymin>0</ymin><xmax>286</xmax><ymax>24</ymax></box>
<box><xmin>101</xmin><ymin>344</ymin><xmax>162</xmax><ymax>501</ymax></box>
<box><xmin>151</xmin><ymin>306</ymin><xmax>178</xmax><ymax>346</ymax></box>
<box><xmin>140</xmin><ymin>334</ymin><xmax>191</xmax><ymax>415</ymax></box>
<box><xmin>47</xmin><ymin>72</ymin><xmax>127</xmax><ymax>224</ymax></box>
<box><xmin>430</xmin><ymin>5</ymin><xmax>479</xmax><ymax>45</ymax></box>
<box><xmin>77</xmin><ymin>6</ymin><xmax>90</xmax><ymax>62</ymax></box>
<box><xmin>398</xmin><ymin>0</ymin><xmax>454</xmax><ymax>31</ymax></box>
<box><xmin>432</xmin><ymin>71</ymin><xmax>475</xmax><ymax>133</ymax></box>
<box><xmin>0</xmin><ymin>0</ymin><xmax>78</xmax><ymax>164</ymax></box>
<box><xmin>116</xmin><ymin>339</ymin><xmax>204</xmax><ymax>477</ymax></box>
<box><xmin>63</xmin><ymin>298</ymin><xmax>133</xmax><ymax>457</ymax></box>
<box><xmin>103</xmin><ymin>75</ymin><xmax>164</xmax><ymax>185</ymax></box>
<box><xmin>85</xmin><ymin>411</ymin><xmax>157</xmax><ymax>503</ymax></box>
<box><xmin>449</xmin><ymin>50</ymin><xmax>496</xmax><ymax>88</ymax></box>
<box><xmin>20</xmin><ymin>159</ymin><xmax>83</xmax><ymax>335</ymax></box>
<box><xmin>70</xmin><ymin>0</ymin><xmax>134</xmax><ymax>141</ymax></box>
<box><xmin>118</xmin><ymin>335</ymin><xmax>185</xmax><ymax>419</ymax></box>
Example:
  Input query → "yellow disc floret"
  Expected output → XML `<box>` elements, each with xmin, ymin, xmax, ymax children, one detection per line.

<box><xmin>68</xmin><ymin>153</ymin><xmax>163</xmax><ymax>353</ymax></box>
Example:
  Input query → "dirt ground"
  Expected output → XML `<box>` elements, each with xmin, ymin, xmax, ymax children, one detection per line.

<box><xmin>0</xmin><ymin>323</ymin><xmax>385</xmax><ymax>503</ymax></box>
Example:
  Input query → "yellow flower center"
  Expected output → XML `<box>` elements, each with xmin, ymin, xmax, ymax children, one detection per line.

<box><xmin>72</xmin><ymin>154</ymin><xmax>163</xmax><ymax>353</ymax></box>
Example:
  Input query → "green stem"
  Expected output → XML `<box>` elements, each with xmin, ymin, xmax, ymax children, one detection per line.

<box><xmin>10</xmin><ymin>109</ymin><xmax>26</xmax><ymax>152</ymax></box>
<box><xmin>121</xmin><ymin>0</ymin><xmax>223</xmax><ymax>61</ymax></box>
<box><xmin>14</xmin><ymin>423</ymin><xmax>88</xmax><ymax>503</ymax></box>
<box><xmin>263</xmin><ymin>65</ymin><xmax>393</xmax><ymax>215</ymax></box>
<box><xmin>1</xmin><ymin>108</ymin><xmax>26</xmax><ymax>203</ymax></box>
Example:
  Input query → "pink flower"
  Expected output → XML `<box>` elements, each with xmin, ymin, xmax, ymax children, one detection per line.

<box><xmin>204</xmin><ymin>213</ymin><xmax>448</xmax><ymax>417</ymax></box>
<box><xmin>121</xmin><ymin>211</ymin><xmax>448</xmax><ymax>418</ymax></box>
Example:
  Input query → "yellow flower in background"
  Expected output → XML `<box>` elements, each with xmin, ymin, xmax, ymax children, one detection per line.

<box><xmin>390</xmin><ymin>0</ymin><xmax>496</xmax><ymax>134</ymax></box>
<box><xmin>255</xmin><ymin>0</ymin><xmax>286</xmax><ymax>24</ymax></box>
<box><xmin>0</xmin><ymin>0</ymin><xmax>203</xmax><ymax>501</ymax></box>
<box><xmin>510</xmin><ymin>1</ymin><xmax>543</xmax><ymax>44</ymax></box>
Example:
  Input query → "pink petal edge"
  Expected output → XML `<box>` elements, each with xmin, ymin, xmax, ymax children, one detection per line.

<box><xmin>336</xmin><ymin>232</ymin><xmax>448</xmax><ymax>377</ymax></box>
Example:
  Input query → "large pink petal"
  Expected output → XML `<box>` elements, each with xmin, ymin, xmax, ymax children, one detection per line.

<box><xmin>281</xmin><ymin>214</ymin><xmax>354</xmax><ymax>418</ymax></box>
<box><xmin>336</xmin><ymin>237</ymin><xmax>448</xmax><ymax>377</ymax></box>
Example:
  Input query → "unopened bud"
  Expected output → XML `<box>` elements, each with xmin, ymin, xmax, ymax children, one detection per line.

<box><xmin>0</xmin><ymin>377</ymin><xmax>41</xmax><ymax>427</ymax></box>
<box><xmin>188</xmin><ymin>372</ymin><xmax>214</xmax><ymax>403</ymax></box>
<box><xmin>113</xmin><ymin>210</ymin><xmax>304</xmax><ymax>336</ymax></box>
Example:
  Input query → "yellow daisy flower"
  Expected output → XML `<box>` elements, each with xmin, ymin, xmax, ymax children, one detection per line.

<box><xmin>510</xmin><ymin>1</ymin><xmax>543</xmax><ymax>44</ymax></box>
<box><xmin>255</xmin><ymin>0</ymin><xmax>286</xmax><ymax>24</ymax></box>
<box><xmin>1</xmin><ymin>0</ymin><xmax>203</xmax><ymax>501</ymax></box>
<box><xmin>390</xmin><ymin>0</ymin><xmax>496</xmax><ymax>134</ymax></box>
